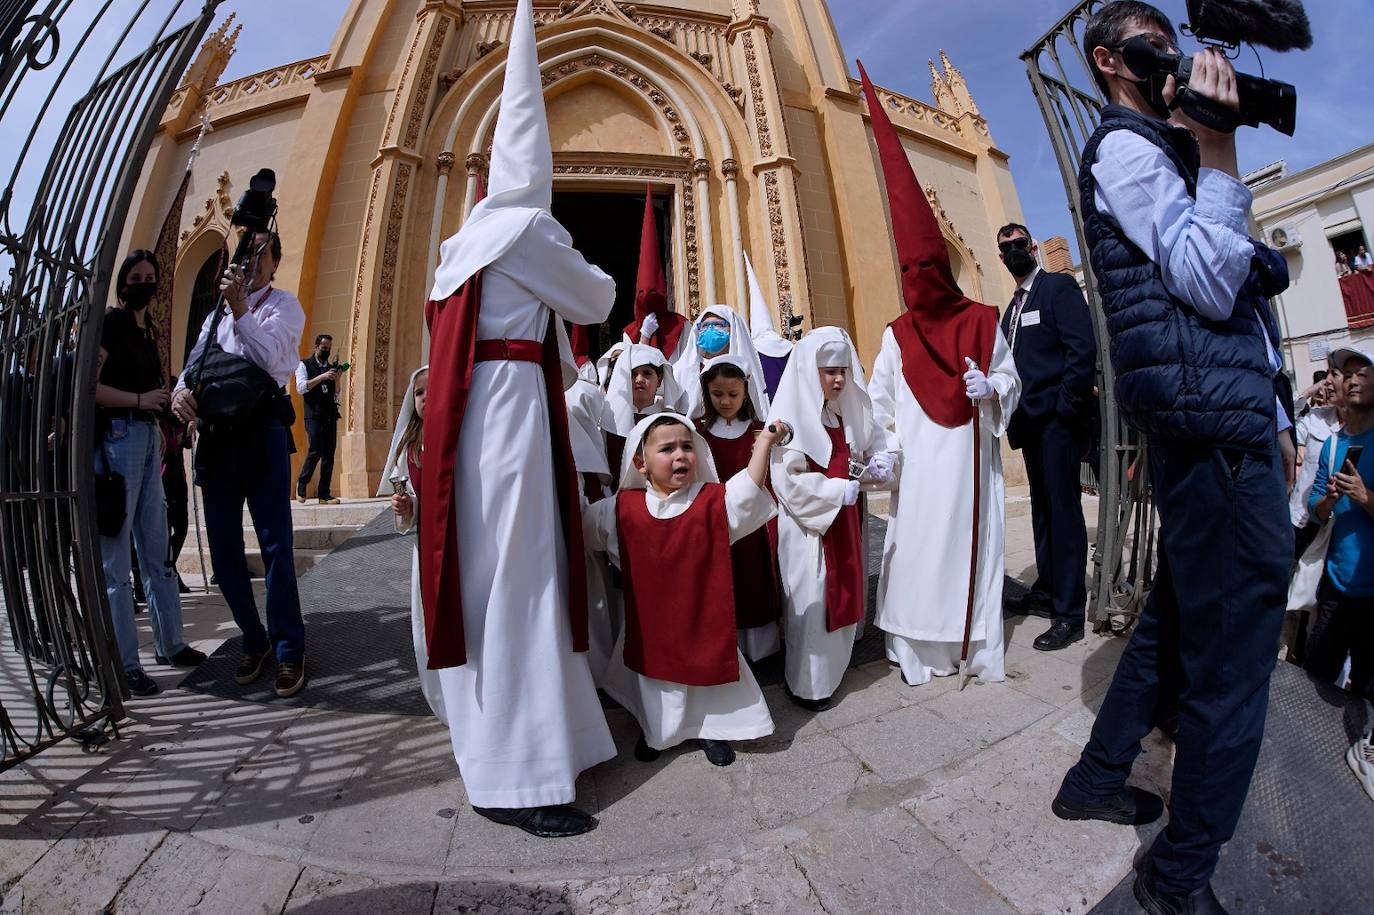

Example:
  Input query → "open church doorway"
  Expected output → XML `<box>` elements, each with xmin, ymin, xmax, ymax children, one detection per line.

<box><xmin>551</xmin><ymin>188</ymin><xmax>673</xmax><ymax>361</ymax></box>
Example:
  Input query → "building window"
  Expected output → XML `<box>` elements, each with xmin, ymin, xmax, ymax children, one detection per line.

<box><xmin>1335</xmin><ymin>226</ymin><xmax>1374</xmax><ymax>328</ymax></box>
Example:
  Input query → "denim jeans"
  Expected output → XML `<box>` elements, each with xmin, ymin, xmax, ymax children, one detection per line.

<box><xmin>98</xmin><ymin>419</ymin><xmax>187</xmax><ymax>672</ymax></box>
<box><xmin>200</xmin><ymin>422</ymin><xmax>305</xmax><ymax>662</ymax></box>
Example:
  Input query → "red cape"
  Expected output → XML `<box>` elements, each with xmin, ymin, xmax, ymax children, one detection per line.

<box><xmin>623</xmin><ymin>186</ymin><xmax>686</xmax><ymax>357</ymax></box>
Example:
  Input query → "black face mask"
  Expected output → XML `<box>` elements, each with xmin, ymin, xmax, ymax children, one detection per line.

<box><xmin>124</xmin><ymin>282</ymin><xmax>156</xmax><ymax>310</ymax></box>
<box><xmin>318</xmin><ymin>350</ymin><xmax>331</xmax><ymax>363</ymax></box>
<box><xmin>1002</xmin><ymin>248</ymin><xmax>1037</xmax><ymax>278</ymax></box>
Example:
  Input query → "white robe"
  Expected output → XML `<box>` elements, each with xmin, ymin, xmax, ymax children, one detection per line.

<box><xmin>707</xmin><ymin>416</ymin><xmax>783</xmax><ymax>661</ymax></box>
<box><xmin>566</xmin><ymin>379</ymin><xmax>617</xmax><ymax>686</ymax></box>
<box><xmin>394</xmin><ymin>478</ymin><xmax>447</xmax><ymax>723</ymax></box>
<box><xmin>772</xmin><ymin>413</ymin><xmax>869</xmax><ymax>701</ymax></box>
<box><xmin>869</xmin><ymin>326</ymin><xmax>1021</xmax><ymax>686</ymax></box>
<box><xmin>583</xmin><ymin>474</ymin><xmax>777</xmax><ymax>750</ymax></box>
<box><xmin>438</xmin><ymin>212</ymin><xmax>618</xmax><ymax>809</ymax></box>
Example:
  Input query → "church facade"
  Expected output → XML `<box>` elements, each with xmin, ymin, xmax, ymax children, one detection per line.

<box><xmin>119</xmin><ymin>0</ymin><xmax>1026</xmax><ymax>497</ymax></box>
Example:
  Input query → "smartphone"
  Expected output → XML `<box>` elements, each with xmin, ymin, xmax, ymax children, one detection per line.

<box><xmin>1346</xmin><ymin>444</ymin><xmax>1365</xmax><ymax>471</ymax></box>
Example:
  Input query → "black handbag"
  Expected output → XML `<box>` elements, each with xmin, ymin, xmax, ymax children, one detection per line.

<box><xmin>181</xmin><ymin>341</ymin><xmax>280</xmax><ymax>426</ymax></box>
<box><xmin>93</xmin><ymin>446</ymin><xmax>126</xmax><ymax>537</ymax></box>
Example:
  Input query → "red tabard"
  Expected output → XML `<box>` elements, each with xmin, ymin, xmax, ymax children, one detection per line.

<box><xmin>420</xmin><ymin>277</ymin><xmax>588</xmax><ymax>670</ymax></box>
<box><xmin>808</xmin><ymin>425</ymin><xmax>866</xmax><ymax>632</ymax></box>
<box><xmin>615</xmin><ymin>485</ymin><xmax>740</xmax><ymax>686</ymax></box>
<box><xmin>698</xmin><ymin>422</ymin><xmax>783</xmax><ymax>630</ymax></box>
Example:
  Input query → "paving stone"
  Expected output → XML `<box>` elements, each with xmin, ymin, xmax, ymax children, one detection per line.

<box><xmin>8</xmin><ymin>808</ymin><xmax>166</xmax><ymax>914</ymax></box>
<box><xmin>786</xmin><ymin>806</ymin><xmax>1017</xmax><ymax>915</ymax></box>
<box><xmin>1004</xmin><ymin>650</ymin><xmax>1110</xmax><ymax>709</ymax></box>
<box><xmin>904</xmin><ymin>728</ymin><xmax>1162</xmax><ymax>915</ymax></box>
<box><xmin>921</xmin><ymin>679</ymin><xmax>1060</xmax><ymax>750</ymax></box>
<box><xmin>809</xmin><ymin>664</ymin><xmax>905</xmax><ymax>732</ymax></box>
<box><xmin>283</xmin><ymin>865</ymin><xmax>436</xmax><ymax>913</ymax></box>
<box><xmin>740</xmin><ymin>733</ymin><xmax>870</xmax><ymax>829</ymax></box>
<box><xmin>114</xmin><ymin>831</ymin><xmax>301</xmax><ymax>914</ymax></box>
<box><xmin>829</xmin><ymin>703</ymin><xmax>979</xmax><ymax>785</ymax></box>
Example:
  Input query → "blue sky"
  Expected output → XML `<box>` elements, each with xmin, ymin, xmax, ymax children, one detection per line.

<box><xmin>209</xmin><ymin>0</ymin><xmax>1374</xmax><ymax>263</ymax></box>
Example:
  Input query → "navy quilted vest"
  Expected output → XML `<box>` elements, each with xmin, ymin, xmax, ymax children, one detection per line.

<box><xmin>1079</xmin><ymin>106</ymin><xmax>1288</xmax><ymax>451</ymax></box>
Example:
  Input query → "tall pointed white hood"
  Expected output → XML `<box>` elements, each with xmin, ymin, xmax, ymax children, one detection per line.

<box><xmin>429</xmin><ymin>0</ymin><xmax>551</xmax><ymax>300</ymax></box>
<box><xmin>746</xmin><ymin>254</ymin><xmax>792</xmax><ymax>358</ymax></box>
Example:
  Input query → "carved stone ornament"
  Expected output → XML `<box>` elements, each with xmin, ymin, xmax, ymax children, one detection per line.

<box><xmin>740</xmin><ymin>32</ymin><xmax>773</xmax><ymax>158</ymax></box>
<box><xmin>762</xmin><ymin>171</ymin><xmax>792</xmax><ymax>313</ymax></box>
<box><xmin>689</xmin><ymin>50</ymin><xmax>712</xmax><ymax>68</ymax></box>
<box><xmin>465</xmin><ymin>153</ymin><xmax>487</xmax><ymax>174</ymax></box>
<box><xmin>436</xmin><ymin>151</ymin><xmax>456</xmax><ymax>175</ymax></box>
<box><xmin>692</xmin><ymin>158</ymin><xmax>711</xmax><ymax>178</ymax></box>
<box><xmin>720</xmin><ymin>158</ymin><xmax>739</xmax><ymax>180</ymax></box>
<box><xmin>181</xmin><ymin>170</ymin><xmax>235</xmax><ymax>241</ymax></box>
<box><xmin>476</xmin><ymin>40</ymin><xmax>502</xmax><ymax>58</ymax></box>
<box><xmin>528</xmin><ymin>55</ymin><xmax>695</xmax><ymax>158</ymax></box>
<box><xmin>368</xmin><ymin>163</ymin><xmax>415</xmax><ymax>430</ymax></box>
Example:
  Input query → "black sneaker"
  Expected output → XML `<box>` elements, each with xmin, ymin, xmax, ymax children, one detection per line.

<box><xmin>1134</xmin><ymin>861</ymin><xmax>1229</xmax><ymax>914</ymax></box>
<box><xmin>125</xmin><ymin>669</ymin><xmax>161</xmax><ymax>697</ymax></box>
<box><xmin>235</xmin><ymin>650</ymin><xmax>270</xmax><ymax>685</ymax></box>
<box><xmin>154</xmin><ymin>646</ymin><xmax>207</xmax><ymax>667</ymax></box>
<box><xmin>1051</xmin><ymin>785</ymin><xmax>1164</xmax><ymax>826</ymax></box>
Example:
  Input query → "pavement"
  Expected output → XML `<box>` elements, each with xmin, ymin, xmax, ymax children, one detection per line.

<box><xmin>0</xmin><ymin>488</ymin><xmax>1198</xmax><ymax>914</ymax></box>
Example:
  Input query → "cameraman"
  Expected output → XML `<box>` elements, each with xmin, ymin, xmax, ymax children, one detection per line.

<box><xmin>172</xmin><ymin>230</ymin><xmax>308</xmax><ymax>698</ymax></box>
<box><xmin>294</xmin><ymin>334</ymin><xmax>340</xmax><ymax>504</ymax></box>
<box><xmin>1051</xmin><ymin>4</ymin><xmax>1294</xmax><ymax>912</ymax></box>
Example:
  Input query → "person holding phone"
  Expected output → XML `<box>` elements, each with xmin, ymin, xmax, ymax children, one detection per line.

<box><xmin>1305</xmin><ymin>347</ymin><xmax>1374</xmax><ymax>704</ymax></box>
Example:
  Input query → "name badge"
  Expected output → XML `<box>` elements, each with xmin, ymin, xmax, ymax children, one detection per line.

<box><xmin>1019</xmin><ymin>310</ymin><xmax>1042</xmax><ymax>328</ymax></box>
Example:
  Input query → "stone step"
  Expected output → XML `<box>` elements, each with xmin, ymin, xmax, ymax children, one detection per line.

<box><xmin>242</xmin><ymin>498</ymin><xmax>387</xmax><ymax>528</ymax></box>
<box><xmin>176</xmin><ymin>545</ymin><xmax>330</xmax><ymax>578</ymax></box>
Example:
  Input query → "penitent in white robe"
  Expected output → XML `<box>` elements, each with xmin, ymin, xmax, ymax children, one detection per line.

<box><xmin>868</xmin><ymin>325</ymin><xmax>1021</xmax><ymax>686</ymax></box>
<box><xmin>438</xmin><ymin>212</ymin><xmax>618</xmax><ymax>809</ymax></box>
<box><xmin>583</xmin><ymin>474</ymin><xmax>777</xmax><ymax>750</ymax></box>
<box><xmin>772</xmin><ymin>412</ymin><xmax>872</xmax><ymax>702</ymax></box>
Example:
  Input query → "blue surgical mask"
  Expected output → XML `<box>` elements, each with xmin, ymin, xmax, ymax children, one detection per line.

<box><xmin>697</xmin><ymin>325</ymin><xmax>730</xmax><ymax>355</ymax></box>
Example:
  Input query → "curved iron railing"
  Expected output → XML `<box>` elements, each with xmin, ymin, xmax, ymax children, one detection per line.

<box><xmin>0</xmin><ymin>0</ymin><xmax>222</xmax><ymax>770</ymax></box>
<box><xmin>1022</xmin><ymin>0</ymin><xmax>1157</xmax><ymax>631</ymax></box>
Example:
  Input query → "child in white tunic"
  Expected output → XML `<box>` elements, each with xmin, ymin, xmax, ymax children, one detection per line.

<box><xmin>381</xmin><ymin>366</ymin><xmax>446</xmax><ymax>722</ymax></box>
<box><xmin>583</xmin><ymin>413</ymin><xmax>788</xmax><ymax>766</ymax></box>
<box><xmin>768</xmin><ymin>328</ymin><xmax>894</xmax><ymax>710</ymax></box>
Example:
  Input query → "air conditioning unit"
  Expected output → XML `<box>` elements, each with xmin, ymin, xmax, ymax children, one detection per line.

<box><xmin>1269</xmin><ymin>224</ymin><xmax>1303</xmax><ymax>250</ymax></box>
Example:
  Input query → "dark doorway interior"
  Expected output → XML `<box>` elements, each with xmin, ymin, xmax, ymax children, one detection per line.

<box><xmin>551</xmin><ymin>189</ymin><xmax>672</xmax><ymax>360</ymax></box>
<box><xmin>182</xmin><ymin>246</ymin><xmax>225</xmax><ymax>374</ymax></box>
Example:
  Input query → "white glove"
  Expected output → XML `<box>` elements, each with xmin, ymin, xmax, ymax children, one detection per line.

<box><xmin>842</xmin><ymin>479</ymin><xmax>861</xmax><ymax>506</ymax></box>
<box><xmin>866</xmin><ymin>451</ymin><xmax>898</xmax><ymax>483</ymax></box>
<box><xmin>964</xmin><ymin>358</ymin><xmax>994</xmax><ymax>401</ymax></box>
<box><xmin>639</xmin><ymin>312</ymin><xmax>659</xmax><ymax>340</ymax></box>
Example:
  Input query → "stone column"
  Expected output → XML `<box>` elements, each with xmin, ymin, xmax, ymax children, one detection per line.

<box><xmin>462</xmin><ymin>153</ymin><xmax>486</xmax><ymax>221</ymax></box>
<box><xmin>341</xmin><ymin>3</ymin><xmax>457</xmax><ymax>497</ymax></box>
<box><xmin>722</xmin><ymin>158</ymin><xmax>748</xmax><ymax>318</ymax></box>
<box><xmin>422</xmin><ymin>150</ymin><xmax>458</xmax><ymax>361</ymax></box>
<box><xmin>693</xmin><ymin>158</ymin><xmax>717</xmax><ymax>306</ymax></box>
<box><xmin>727</xmin><ymin>12</ymin><xmax>813</xmax><ymax>333</ymax></box>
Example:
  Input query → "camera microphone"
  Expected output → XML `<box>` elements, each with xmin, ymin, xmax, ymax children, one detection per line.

<box><xmin>1184</xmin><ymin>0</ymin><xmax>1312</xmax><ymax>53</ymax></box>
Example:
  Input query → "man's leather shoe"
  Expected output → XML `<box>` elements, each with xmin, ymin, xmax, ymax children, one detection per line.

<box><xmin>155</xmin><ymin>646</ymin><xmax>207</xmax><ymax>667</ymax></box>
<box><xmin>1134</xmin><ymin>864</ymin><xmax>1229</xmax><ymax>914</ymax></box>
<box><xmin>473</xmin><ymin>805</ymin><xmax>597</xmax><ymax>838</ymax></box>
<box><xmin>698</xmin><ymin>739</ymin><xmax>735</xmax><ymax>767</ymax></box>
<box><xmin>275</xmin><ymin>660</ymin><xmax>306</xmax><ymax>698</ymax></box>
<box><xmin>234</xmin><ymin>650</ymin><xmax>269</xmax><ymax>685</ymax></box>
<box><xmin>785</xmin><ymin>685</ymin><xmax>833</xmax><ymax>711</ymax></box>
<box><xmin>1051</xmin><ymin>785</ymin><xmax>1164</xmax><ymax>825</ymax></box>
<box><xmin>1007</xmin><ymin>589</ymin><xmax>1053</xmax><ymax>617</ymax></box>
<box><xmin>1034</xmin><ymin>620</ymin><xmax>1085</xmax><ymax>651</ymax></box>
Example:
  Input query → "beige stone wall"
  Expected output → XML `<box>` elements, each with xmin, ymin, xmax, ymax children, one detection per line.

<box><xmin>783</xmin><ymin>104</ymin><xmax>847</xmax><ymax>330</ymax></box>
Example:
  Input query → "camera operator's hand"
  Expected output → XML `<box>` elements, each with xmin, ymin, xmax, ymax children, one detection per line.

<box><xmin>1165</xmin><ymin>47</ymin><xmax>1240</xmax><ymax>175</ymax></box>
<box><xmin>220</xmin><ymin>264</ymin><xmax>249</xmax><ymax>317</ymax></box>
<box><xmin>325</xmin><ymin>369</ymin><xmax>341</xmax><ymax>384</ymax></box>
<box><xmin>172</xmin><ymin>388</ymin><xmax>198</xmax><ymax>423</ymax></box>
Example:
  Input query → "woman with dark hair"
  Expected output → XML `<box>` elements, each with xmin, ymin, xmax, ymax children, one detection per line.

<box><xmin>95</xmin><ymin>249</ymin><xmax>204</xmax><ymax>697</ymax></box>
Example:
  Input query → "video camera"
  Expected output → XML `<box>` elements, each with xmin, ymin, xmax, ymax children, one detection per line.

<box><xmin>1121</xmin><ymin>0</ymin><xmax>1311</xmax><ymax>136</ymax></box>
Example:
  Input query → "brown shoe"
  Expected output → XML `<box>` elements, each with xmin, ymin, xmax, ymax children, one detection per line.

<box><xmin>295</xmin><ymin>492</ymin><xmax>308</xmax><ymax>504</ymax></box>
<box><xmin>275</xmin><ymin>659</ymin><xmax>306</xmax><ymax>698</ymax></box>
<box><xmin>319</xmin><ymin>497</ymin><xmax>341</xmax><ymax>505</ymax></box>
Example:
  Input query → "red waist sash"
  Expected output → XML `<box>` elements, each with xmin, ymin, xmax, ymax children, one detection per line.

<box><xmin>809</xmin><ymin>425</ymin><xmax>865</xmax><ymax>632</ymax></box>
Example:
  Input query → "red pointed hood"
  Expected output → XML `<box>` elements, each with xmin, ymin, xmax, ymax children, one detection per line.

<box><xmin>624</xmin><ymin>187</ymin><xmax>686</xmax><ymax>356</ymax></box>
<box><xmin>858</xmin><ymin>59</ymin><xmax>997</xmax><ymax>428</ymax></box>
<box><xmin>569</xmin><ymin>323</ymin><xmax>591</xmax><ymax>367</ymax></box>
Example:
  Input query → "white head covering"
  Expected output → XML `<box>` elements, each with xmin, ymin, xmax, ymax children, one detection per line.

<box><xmin>377</xmin><ymin>365</ymin><xmax>429</xmax><ymax>496</ymax></box>
<box><xmin>694</xmin><ymin>353</ymin><xmax>768</xmax><ymax>424</ymax></box>
<box><xmin>766</xmin><ymin>327</ymin><xmax>877</xmax><ymax>470</ymax></box>
<box><xmin>566</xmin><ymin>377</ymin><xmax>612</xmax><ymax>477</ymax></box>
<box><xmin>745</xmin><ymin>253</ymin><xmax>792</xmax><ymax>359</ymax></box>
<box><xmin>617</xmin><ymin>411</ymin><xmax>720</xmax><ymax>492</ymax></box>
<box><xmin>428</xmin><ymin>0</ymin><xmax>550</xmax><ymax>300</ymax></box>
<box><xmin>595</xmin><ymin>340</ymin><xmax>628</xmax><ymax>388</ymax></box>
<box><xmin>605</xmin><ymin>343</ymin><xmax>687</xmax><ymax>435</ymax></box>
<box><xmin>576</xmin><ymin>360</ymin><xmax>600</xmax><ymax>385</ymax></box>
<box><xmin>673</xmin><ymin>304</ymin><xmax>770</xmax><ymax>418</ymax></box>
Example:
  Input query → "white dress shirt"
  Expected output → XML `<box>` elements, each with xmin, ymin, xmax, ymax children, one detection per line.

<box><xmin>1092</xmin><ymin>129</ymin><xmax>1289</xmax><ymax>432</ymax></box>
<box><xmin>176</xmin><ymin>285</ymin><xmax>306</xmax><ymax>391</ymax></box>
<box><xmin>294</xmin><ymin>360</ymin><xmax>340</xmax><ymax>402</ymax></box>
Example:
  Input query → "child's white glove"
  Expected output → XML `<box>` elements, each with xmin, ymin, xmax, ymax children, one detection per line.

<box><xmin>866</xmin><ymin>451</ymin><xmax>898</xmax><ymax>483</ymax></box>
<box><xmin>640</xmin><ymin>312</ymin><xmax>659</xmax><ymax>340</ymax></box>
<box><xmin>842</xmin><ymin>479</ymin><xmax>861</xmax><ymax>506</ymax></box>
<box><xmin>964</xmin><ymin>358</ymin><xmax>994</xmax><ymax>401</ymax></box>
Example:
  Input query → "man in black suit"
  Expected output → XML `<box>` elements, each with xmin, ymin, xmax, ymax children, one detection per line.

<box><xmin>997</xmin><ymin>224</ymin><xmax>1098</xmax><ymax>651</ymax></box>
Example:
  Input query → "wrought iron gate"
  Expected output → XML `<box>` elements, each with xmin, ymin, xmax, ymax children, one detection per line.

<box><xmin>1022</xmin><ymin>1</ymin><xmax>1158</xmax><ymax>630</ymax></box>
<box><xmin>0</xmin><ymin>0</ymin><xmax>221</xmax><ymax>770</ymax></box>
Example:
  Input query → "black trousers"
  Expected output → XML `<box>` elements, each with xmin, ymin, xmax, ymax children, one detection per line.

<box><xmin>1304</xmin><ymin>573</ymin><xmax>1374</xmax><ymax>700</ymax></box>
<box><xmin>1022</xmin><ymin>418</ymin><xmax>1089</xmax><ymax>622</ymax></box>
<box><xmin>1060</xmin><ymin>440</ymin><xmax>1291</xmax><ymax>894</ymax></box>
<box><xmin>163</xmin><ymin>446</ymin><xmax>189</xmax><ymax>561</ymax></box>
<box><xmin>297</xmin><ymin>414</ymin><xmax>337</xmax><ymax>500</ymax></box>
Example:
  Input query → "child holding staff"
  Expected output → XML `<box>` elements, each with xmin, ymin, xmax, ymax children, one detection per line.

<box><xmin>583</xmin><ymin>412</ymin><xmax>790</xmax><ymax>767</ymax></box>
